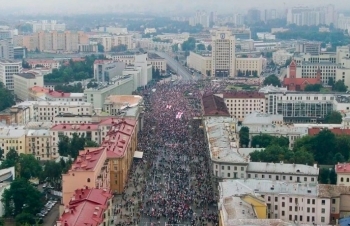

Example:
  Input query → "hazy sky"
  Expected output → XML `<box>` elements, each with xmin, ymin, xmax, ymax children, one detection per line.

<box><xmin>1</xmin><ymin>0</ymin><xmax>348</xmax><ymax>14</ymax></box>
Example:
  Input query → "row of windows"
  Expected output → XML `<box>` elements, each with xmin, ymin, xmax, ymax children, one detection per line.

<box><xmin>248</xmin><ymin>174</ymin><xmax>316</xmax><ymax>182</ymax></box>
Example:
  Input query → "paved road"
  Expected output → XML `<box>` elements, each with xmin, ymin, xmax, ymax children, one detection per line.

<box><xmin>150</xmin><ymin>51</ymin><xmax>194</xmax><ymax>80</ymax></box>
<box><xmin>43</xmin><ymin>203</ymin><xmax>59</xmax><ymax>226</ymax></box>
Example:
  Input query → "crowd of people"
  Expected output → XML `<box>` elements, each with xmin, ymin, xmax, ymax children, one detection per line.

<box><xmin>114</xmin><ymin>80</ymin><xmax>227</xmax><ymax>225</ymax></box>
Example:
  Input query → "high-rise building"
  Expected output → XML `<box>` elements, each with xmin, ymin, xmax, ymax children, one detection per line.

<box><xmin>0</xmin><ymin>39</ymin><xmax>14</xmax><ymax>60</ymax></box>
<box><xmin>287</xmin><ymin>6</ymin><xmax>331</xmax><ymax>26</ymax></box>
<box><xmin>0</xmin><ymin>59</ymin><xmax>22</xmax><ymax>90</ymax></box>
<box><xmin>31</xmin><ymin>20</ymin><xmax>66</xmax><ymax>32</ymax></box>
<box><xmin>233</xmin><ymin>14</ymin><xmax>244</xmax><ymax>26</ymax></box>
<box><xmin>211</xmin><ymin>29</ymin><xmax>235</xmax><ymax>77</ymax></box>
<box><xmin>189</xmin><ymin>11</ymin><xmax>210</xmax><ymax>28</ymax></box>
<box><xmin>246</xmin><ymin>9</ymin><xmax>261</xmax><ymax>24</ymax></box>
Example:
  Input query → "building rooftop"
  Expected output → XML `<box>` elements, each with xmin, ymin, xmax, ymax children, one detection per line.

<box><xmin>308</xmin><ymin>128</ymin><xmax>350</xmax><ymax>136</ymax></box>
<box><xmin>26</xmin><ymin>59</ymin><xmax>57</xmax><ymax>64</ymax></box>
<box><xmin>205</xmin><ymin>116</ymin><xmax>248</xmax><ymax>163</ymax></box>
<box><xmin>55</xmin><ymin>113</ymin><xmax>92</xmax><ymax>118</ymax></box>
<box><xmin>259</xmin><ymin>85</ymin><xmax>288</xmax><ymax>94</ymax></box>
<box><xmin>51</xmin><ymin>124</ymin><xmax>99</xmax><ymax>131</ymax></box>
<box><xmin>101</xmin><ymin>119</ymin><xmax>137</xmax><ymax>158</ymax></box>
<box><xmin>25</xmin><ymin>122</ymin><xmax>53</xmax><ymax>129</ymax></box>
<box><xmin>243</xmin><ymin>112</ymin><xmax>283</xmax><ymax>125</ymax></box>
<box><xmin>94</xmin><ymin>59</ymin><xmax>114</xmax><ymax>65</ymax></box>
<box><xmin>247</xmin><ymin>162</ymin><xmax>319</xmax><ymax>175</ymax></box>
<box><xmin>219</xmin><ymin>179</ymin><xmax>318</xmax><ymax>198</ymax></box>
<box><xmin>27</xmin><ymin>129</ymin><xmax>50</xmax><ymax>137</ymax></box>
<box><xmin>70</xmin><ymin>147</ymin><xmax>105</xmax><ymax>172</ymax></box>
<box><xmin>0</xmin><ymin>59</ymin><xmax>21</xmax><ymax>64</ymax></box>
<box><xmin>147</xmin><ymin>53</ymin><xmax>164</xmax><ymax>59</ymax></box>
<box><xmin>29</xmin><ymin>86</ymin><xmax>50</xmax><ymax>94</ymax></box>
<box><xmin>243</xmin><ymin>124</ymin><xmax>308</xmax><ymax>135</ymax></box>
<box><xmin>16</xmin><ymin>72</ymin><xmax>37</xmax><ymax>79</ymax></box>
<box><xmin>318</xmin><ymin>184</ymin><xmax>350</xmax><ymax>198</ymax></box>
<box><xmin>223</xmin><ymin>92</ymin><xmax>265</xmax><ymax>99</ymax></box>
<box><xmin>104</xmin><ymin>95</ymin><xmax>143</xmax><ymax>109</ymax></box>
<box><xmin>58</xmin><ymin>187</ymin><xmax>112</xmax><ymax>226</ymax></box>
<box><xmin>202</xmin><ymin>93</ymin><xmax>230</xmax><ymax>117</ymax></box>
<box><xmin>335</xmin><ymin>163</ymin><xmax>350</xmax><ymax>174</ymax></box>
<box><xmin>15</xmin><ymin>101</ymin><xmax>91</xmax><ymax>107</ymax></box>
<box><xmin>0</xmin><ymin>125</ymin><xmax>26</xmax><ymax>138</ymax></box>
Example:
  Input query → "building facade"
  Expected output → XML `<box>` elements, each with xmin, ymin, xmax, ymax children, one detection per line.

<box><xmin>13</xmin><ymin>72</ymin><xmax>44</xmax><ymax>101</ymax></box>
<box><xmin>0</xmin><ymin>59</ymin><xmax>22</xmax><ymax>90</ymax></box>
<box><xmin>186</xmin><ymin>51</ymin><xmax>212</xmax><ymax>76</ymax></box>
<box><xmin>236</xmin><ymin>57</ymin><xmax>264</xmax><ymax>76</ymax></box>
<box><xmin>211</xmin><ymin>29</ymin><xmax>236</xmax><ymax>77</ymax></box>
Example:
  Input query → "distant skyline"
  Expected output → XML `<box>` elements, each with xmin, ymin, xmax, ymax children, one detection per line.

<box><xmin>0</xmin><ymin>0</ymin><xmax>349</xmax><ymax>15</ymax></box>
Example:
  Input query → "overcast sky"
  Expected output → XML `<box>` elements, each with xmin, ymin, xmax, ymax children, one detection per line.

<box><xmin>1</xmin><ymin>0</ymin><xmax>348</xmax><ymax>14</ymax></box>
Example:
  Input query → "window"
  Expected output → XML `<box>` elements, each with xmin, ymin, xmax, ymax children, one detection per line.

<box><xmin>275</xmin><ymin>205</ymin><xmax>278</xmax><ymax>210</ymax></box>
<box><xmin>87</xmin><ymin>178</ymin><xmax>90</xmax><ymax>182</ymax></box>
<box><xmin>228</xmin><ymin>166</ymin><xmax>230</xmax><ymax>170</ymax></box>
<box><xmin>307</xmin><ymin>199</ymin><xmax>310</xmax><ymax>204</ymax></box>
<box><xmin>307</xmin><ymin>207</ymin><xmax>310</xmax><ymax>213</ymax></box>
<box><xmin>289</xmin><ymin>215</ymin><xmax>292</xmax><ymax>221</ymax></box>
<box><xmin>312</xmin><ymin>208</ymin><xmax>315</xmax><ymax>213</ymax></box>
<box><xmin>289</xmin><ymin>206</ymin><xmax>292</xmax><ymax>211</ymax></box>
<box><xmin>275</xmin><ymin>197</ymin><xmax>278</xmax><ymax>202</ymax></box>
<box><xmin>222</xmin><ymin>166</ymin><xmax>224</xmax><ymax>170</ymax></box>
<box><xmin>321</xmin><ymin>208</ymin><xmax>325</xmax><ymax>213</ymax></box>
<box><xmin>321</xmin><ymin>217</ymin><xmax>325</xmax><ymax>223</ymax></box>
<box><xmin>289</xmin><ymin>198</ymin><xmax>292</xmax><ymax>203</ymax></box>
<box><xmin>227</xmin><ymin>173</ymin><xmax>231</xmax><ymax>177</ymax></box>
<box><xmin>248</xmin><ymin>174</ymin><xmax>251</xmax><ymax>178</ymax></box>
<box><xmin>322</xmin><ymin>200</ymin><xmax>325</xmax><ymax>205</ymax></box>
<box><xmin>332</xmin><ymin>199</ymin><xmax>336</xmax><ymax>204</ymax></box>
<box><xmin>282</xmin><ymin>211</ymin><xmax>285</xmax><ymax>216</ymax></box>
<box><xmin>312</xmin><ymin>199</ymin><xmax>315</xmax><ymax>204</ymax></box>
<box><xmin>341</xmin><ymin>177</ymin><xmax>344</xmax><ymax>182</ymax></box>
<box><xmin>282</xmin><ymin>202</ymin><xmax>285</xmax><ymax>207</ymax></box>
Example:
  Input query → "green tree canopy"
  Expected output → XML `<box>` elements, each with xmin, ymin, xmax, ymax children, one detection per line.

<box><xmin>0</xmin><ymin>82</ymin><xmax>15</xmax><ymax>111</ymax></box>
<box><xmin>15</xmin><ymin>212</ymin><xmax>36</xmax><ymax>225</ymax></box>
<box><xmin>110</xmin><ymin>44</ymin><xmax>128</xmax><ymax>52</ymax></box>
<box><xmin>324</xmin><ymin>111</ymin><xmax>342</xmax><ymax>124</ymax></box>
<box><xmin>251</xmin><ymin>134</ymin><xmax>289</xmax><ymax>148</ymax></box>
<box><xmin>181</xmin><ymin>37</ymin><xmax>196</xmax><ymax>51</ymax></box>
<box><xmin>304</xmin><ymin>84</ymin><xmax>323</xmax><ymax>92</ymax></box>
<box><xmin>263</xmin><ymin>74</ymin><xmax>281</xmax><ymax>87</ymax></box>
<box><xmin>55</xmin><ymin>83</ymin><xmax>83</xmax><ymax>93</ymax></box>
<box><xmin>196</xmin><ymin>43</ymin><xmax>206</xmax><ymax>51</ymax></box>
<box><xmin>207</xmin><ymin>44</ymin><xmax>212</xmax><ymax>51</ymax></box>
<box><xmin>333</xmin><ymin>79</ymin><xmax>348</xmax><ymax>92</ymax></box>
<box><xmin>18</xmin><ymin>154</ymin><xmax>42</xmax><ymax>180</ymax></box>
<box><xmin>239</xmin><ymin>127</ymin><xmax>250</xmax><ymax>148</ymax></box>
<box><xmin>2</xmin><ymin>178</ymin><xmax>43</xmax><ymax>217</ymax></box>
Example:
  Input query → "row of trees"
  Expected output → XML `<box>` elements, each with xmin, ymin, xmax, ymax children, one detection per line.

<box><xmin>58</xmin><ymin>133</ymin><xmax>99</xmax><ymax>159</ymax></box>
<box><xmin>44</xmin><ymin>55</ymin><xmax>105</xmax><ymax>83</ymax></box>
<box><xmin>263</xmin><ymin>74</ymin><xmax>281</xmax><ymax>87</ymax></box>
<box><xmin>304</xmin><ymin>79</ymin><xmax>348</xmax><ymax>92</ymax></box>
<box><xmin>237</xmin><ymin>70</ymin><xmax>259</xmax><ymax>77</ymax></box>
<box><xmin>245</xmin><ymin>128</ymin><xmax>350</xmax><ymax>166</ymax></box>
<box><xmin>54</xmin><ymin>83</ymin><xmax>84</xmax><ymax>93</ymax></box>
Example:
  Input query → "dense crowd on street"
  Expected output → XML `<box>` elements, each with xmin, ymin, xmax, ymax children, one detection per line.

<box><xmin>114</xmin><ymin>80</ymin><xmax>226</xmax><ymax>226</ymax></box>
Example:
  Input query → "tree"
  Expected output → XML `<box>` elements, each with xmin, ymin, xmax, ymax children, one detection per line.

<box><xmin>196</xmin><ymin>44</ymin><xmax>206</xmax><ymax>51</ymax></box>
<box><xmin>15</xmin><ymin>213</ymin><xmax>36</xmax><ymax>225</ymax></box>
<box><xmin>333</xmin><ymin>80</ymin><xmax>348</xmax><ymax>92</ymax></box>
<box><xmin>41</xmin><ymin>161</ymin><xmax>62</xmax><ymax>190</ymax></box>
<box><xmin>2</xmin><ymin>178</ymin><xmax>43</xmax><ymax>217</ymax></box>
<box><xmin>333</xmin><ymin>152</ymin><xmax>345</xmax><ymax>163</ymax></box>
<box><xmin>284</xmin><ymin>58</ymin><xmax>292</xmax><ymax>67</ymax></box>
<box><xmin>304</xmin><ymin>84</ymin><xmax>323</xmax><ymax>92</ymax></box>
<box><xmin>0</xmin><ymin>82</ymin><xmax>15</xmax><ymax>111</ymax></box>
<box><xmin>181</xmin><ymin>37</ymin><xmax>196</xmax><ymax>51</ymax></box>
<box><xmin>329</xmin><ymin>168</ymin><xmax>337</xmax><ymax>184</ymax></box>
<box><xmin>263</xmin><ymin>74</ymin><xmax>281</xmax><ymax>87</ymax></box>
<box><xmin>58</xmin><ymin>135</ymin><xmax>70</xmax><ymax>157</ymax></box>
<box><xmin>1</xmin><ymin>148</ymin><xmax>19</xmax><ymax>169</ymax></box>
<box><xmin>324</xmin><ymin>111</ymin><xmax>342</xmax><ymax>124</ymax></box>
<box><xmin>97</xmin><ymin>43</ymin><xmax>104</xmax><ymax>52</ymax></box>
<box><xmin>239</xmin><ymin>127</ymin><xmax>250</xmax><ymax>148</ymax></box>
<box><xmin>207</xmin><ymin>45</ymin><xmax>212</xmax><ymax>51</ymax></box>
<box><xmin>318</xmin><ymin>168</ymin><xmax>329</xmax><ymax>184</ymax></box>
<box><xmin>55</xmin><ymin>83</ymin><xmax>83</xmax><ymax>93</ymax></box>
<box><xmin>110</xmin><ymin>44</ymin><xmax>127</xmax><ymax>52</ymax></box>
<box><xmin>328</xmin><ymin>77</ymin><xmax>335</xmax><ymax>87</ymax></box>
<box><xmin>171</xmin><ymin>44</ymin><xmax>179</xmax><ymax>52</ymax></box>
<box><xmin>22</xmin><ymin>60</ymin><xmax>31</xmax><ymax>69</ymax></box>
<box><xmin>18</xmin><ymin>154</ymin><xmax>42</xmax><ymax>180</ymax></box>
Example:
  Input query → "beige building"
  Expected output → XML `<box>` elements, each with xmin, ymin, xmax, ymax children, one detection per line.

<box><xmin>187</xmin><ymin>51</ymin><xmax>212</xmax><ymax>76</ymax></box>
<box><xmin>26</xmin><ymin>129</ymin><xmax>55</xmax><ymax>161</ymax></box>
<box><xmin>13</xmin><ymin>72</ymin><xmax>44</xmax><ymax>101</ymax></box>
<box><xmin>26</xmin><ymin>59</ymin><xmax>60</xmax><ymax>69</ymax></box>
<box><xmin>16</xmin><ymin>31</ymin><xmax>89</xmax><ymax>52</ymax></box>
<box><xmin>236</xmin><ymin>56</ymin><xmax>264</xmax><ymax>76</ymax></box>
<box><xmin>148</xmin><ymin>53</ymin><xmax>167</xmax><ymax>72</ymax></box>
<box><xmin>217</xmin><ymin>92</ymin><xmax>266</xmax><ymax>121</ymax></box>
<box><xmin>0</xmin><ymin>59</ymin><xmax>22</xmax><ymax>91</ymax></box>
<box><xmin>336</xmin><ymin>163</ymin><xmax>350</xmax><ymax>186</ymax></box>
<box><xmin>92</xmin><ymin>35</ymin><xmax>133</xmax><ymax>51</ymax></box>
<box><xmin>211</xmin><ymin>29</ymin><xmax>236</xmax><ymax>77</ymax></box>
<box><xmin>0</xmin><ymin>125</ymin><xmax>26</xmax><ymax>156</ymax></box>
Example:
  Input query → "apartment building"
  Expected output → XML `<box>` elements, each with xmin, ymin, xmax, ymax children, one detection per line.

<box><xmin>211</xmin><ymin>29</ymin><xmax>236</xmax><ymax>77</ymax></box>
<box><xmin>13</xmin><ymin>72</ymin><xmax>44</xmax><ymax>101</ymax></box>
<box><xmin>78</xmin><ymin>43</ymin><xmax>98</xmax><ymax>53</ymax></box>
<box><xmin>84</xmin><ymin>76</ymin><xmax>134</xmax><ymax>109</ymax></box>
<box><xmin>18</xmin><ymin>31</ymin><xmax>88</xmax><ymax>52</ymax></box>
<box><xmin>100</xmin><ymin>35</ymin><xmax>133</xmax><ymax>51</ymax></box>
<box><xmin>186</xmin><ymin>51</ymin><xmax>212</xmax><ymax>76</ymax></box>
<box><xmin>103</xmin><ymin>119</ymin><xmax>138</xmax><ymax>194</ymax></box>
<box><xmin>26</xmin><ymin>59</ymin><xmax>60</xmax><ymax>69</ymax></box>
<box><xmin>296</xmin><ymin>41</ymin><xmax>321</xmax><ymax>55</ymax></box>
<box><xmin>266</xmin><ymin>92</ymin><xmax>334</xmax><ymax>123</ymax></box>
<box><xmin>0</xmin><ymin>39</ymin><xmax>14</xmax><ymax>60</ymax></box>
<box><xmin>148</xmin><ymin>53</ymin><xmax>167</xmax><ymax>72</ymax></box>
<box><xmin>52</xmin><ymin>113</ymin><xmax>93</xmax><ymax>124</ymax></box>
<box><xmin>62</xmin><ymin>147</ymin><xmax>110</xmax><ymax>206</ymax></box>
<box><xmin>0</xmin><ymin>59</ymin><xmax>22</xmax><ymax>90</ymax></box>
<box><xmin>236</xmin><ymin>56</ymin><xmax>264</xmax><ymax>76</ymax></box>
<box><xmin>135</xmin><ymin>39</ymin><xmax>172</xmax><ymax>52</ymax></box>
<box><xmin>26</xmin><ymin>129</ymin><xmax>54</xmax><ymax>161</ymax></box>
<box><xmin>14</xmin><ymin>101</ymin><xmax>93</xmax><ymax>122</ymax></box>
<box><xmin>93</xmin><ymin>60</ymin><xmax>124</xmax><ymax>83</ymax></box>
<box><xmin>204</xmin><ymin>116</ymin><xmax>318</xmax><ymax>182</ymax></box>
<box><xmin>242</xmin><ymin>112</ymin><xmax>308</xmax><ymax>148</ymax></box>
<box><xmin>219</xmin><ymin>179</ymin><xmax>342</xmax><ymax>225</ymax></box>
<box><xmin>217</xmin><ymin>92</ymin><xmax>266</xmax><ymax>121</ymax></box>
<box><xmin>31</xmin><ymin>20</ymin><xmax>66</xmax><ymax>32</ymax></box>
<box><xmin>336</xmin><ymin>163</ymin><xmax>350</xmax><ymax>186</ymax></box>
<box><xmin>272</xmin><ymin>49</ymin><xmax>293</xmax><ymax>65</ymax></box>
<box><xmin>0</xmin><ymin>125</ymin><xmax>26</xmax><ymax>156</ymax></box>
<box><xmin>57</xmin><ymin>188</ymin><xmax>113</xmax><ymax>226</ymax></box>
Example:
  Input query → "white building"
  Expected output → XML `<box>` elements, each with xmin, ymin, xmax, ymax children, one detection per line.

<box><xmin>272</xmin><ymin>49</ymin><xmax>293</xmax><ymax>65</ymax></box>
<box><xmin>0</xmin><ymin>39</ymin><xmax>14</xmax><ymax>60</ymax></box>
<box><xmin>335</xmin><ymin>163</ymin><xmax>350</xmax><ymax>186</ymax></box>
<box><xmin>13</xmin><ymin>72</ymin><xmax>44</xmax><ymax>101</ymax></box>
<box><xmin>144</xmin><ymin>28</ymin><xmax>157</xmax><ymax>34</ymax></box>
<box><xmin>256</xmin><ymin>32</ymin><xmax>276</xmax><ymax>40</ymax></box>
<box><xmin>26</xmin><ymin>59</ymin><xmax>60</xmax><ymax>69</ymax></box>
<box><xmin>189</xmin><ymin>11</ymin><xmax>210</xmax><ymax>28</ymax></box>
<box><xmin>0</xmin><ymin>59</ymin><xmax>22</xmax><ymax>90</ymax></box>
<box><xmin>93</xmin><ymin>60</ymin><xmax>125</xmax><ymax>83</ymax></box>
<box><xmin>31</xmin><ymin>20</ymin><xmax>66</xmax><ymax>32</ymax></box>
<box><xmin>97</xmin><ymin>27</ymin><xmax>128</xmax><ymax>35</ymax></box>
<box><xmin>211</xmin><ymin>29</ymin><xmax>236</xmax><ymax>77</ymax></box>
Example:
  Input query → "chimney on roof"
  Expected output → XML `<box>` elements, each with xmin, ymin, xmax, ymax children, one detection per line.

<box><xmin>64</xmin><ymin>221</ymin><xmax>68</xmax><ymax>226</ymax></box>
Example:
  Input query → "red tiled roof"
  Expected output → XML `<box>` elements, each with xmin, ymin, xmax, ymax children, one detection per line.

<box><xmin>308</xmin><ymin>128</ymin><xmax>350</xmax><ymax>136</ymax></box>
<box><xmin>94</xmin><ymin>59</ymin><xmax>114</xmax><ymax>64</ymax></box>
<box><xmin>70</xmin><ymin>147</ymin><xmax>105</xmax><ymax>172</ymax></box>
<box><xmin>47</xmin><ymin>90</ymin><xmax>71</xmax><ymax>98</ymax></box>
<box><xmin>58</xmin><ymin>188</ymin><xmax>112</xmax><ymax>226</ymax></box>
<box><xmin>222</xmin><ymin>92</ymin><xmax>265</xmax><ymax>99</ymax></box>
<box><xmin>202</xmin><ymin>93</ymin><xmax>230</xmax><ymax>117</ymax></box>
<box><xmin>51</xmin><ymin>124</ymin><xmax>99</xmax><ymax>131</ymax></box>
<box><xmin>283</xmin><ymin>77</ymin><xmax>321</xmax><ymax>86</ymax></box>
<box><xmin>29</xmin><ymin>86</ymin><xmax>50</xmax><ymax>93</ymax></box>
<box><xmin>102</xmin><ymin>119</ymin><xmax>137</xmax><ymax>158</ymax></box>
<box><xmin>335</xmin><ymin>163</ymin><xmax>350</xmax><ymax>173</ymax></box>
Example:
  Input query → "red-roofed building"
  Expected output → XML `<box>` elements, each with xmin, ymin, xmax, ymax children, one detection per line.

<box><xmin>283</xmin><ymin>60</ymin><xmax>322</xmax><ymax>91</ymax></box>
<box><xmin>218</xmin><ymin>92</ymin><xmax>266</xmax><ymax>121</ymax></box>
<box><xmin>62</xmin><ymin>148</ymin><xmax>109</xmax><ymax>206</ymax></box>
<box><xmin>57</xmin><ymin>187</ymin><xmax>113</xmax><ymax>226</ymax></box>
<box><xmin>46</xmin><ymin>90</ymin><xmax>86</xmax><ymax>102</ymax></box>
<box><xmin>308</xmin><ymin>127</ymin><xmax>350</xmax><ymax>136</ymax></box>
<box><xmin>201</xmin><ymin>93</ymin><xmax>230</xmax><ymax>117</ymax></box>
<box><xmin>335</xmin><ymin>163</ymin><xmax>350</xmax><ymax>186</ymax></box>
